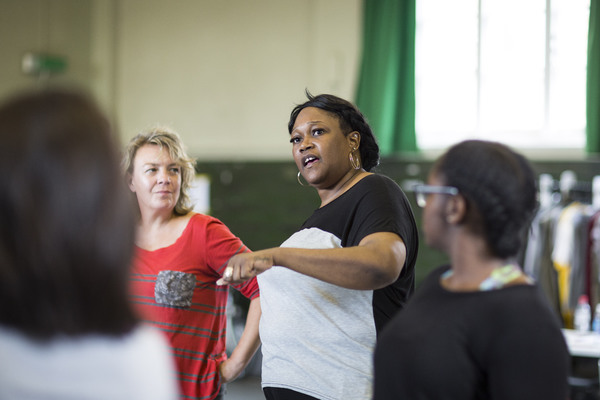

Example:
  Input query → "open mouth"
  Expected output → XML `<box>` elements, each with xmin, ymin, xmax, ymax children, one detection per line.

<box><xmin>302</xmin><ymin>155</ymin><xmax>319</xmax><ymax>167</ymax></box>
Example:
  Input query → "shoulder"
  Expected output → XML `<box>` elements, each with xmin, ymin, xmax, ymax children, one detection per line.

<box><xmin>129</xmin><ymin>324</ymin><xmax>176</xmax><ymax>354</ymax></box>
<box><xmin>358</xmin><ymin>173</ymin><xmax>401</xmax><ymax>190</ymax></box>
<box><xmin>475</xmin><ymin>286</ymin><xmax>564</xmax><ymax>344</ymax></box>
<box><xmin>502</xmin><ymin>285</ymin><xmax>561</xmax><ymax>322</ymax></box>
<box><xmin>188</xmin><ymin>213</ymin><xmax>244</xmax><ymax>246</ymax></box>
<box><xmin>187</xmin><ymin>212</ymin><xmax>228</xmax><ymax>229</ymax></box>
<box><xmin>350</xmin><ymin>173</ymin><xmax>405</xmax><ymax>203</ymax></box>
<box><xmin>110</xmin><ymin>326</ymin><xmax>180</xmax><ymax>398</ymax></box>
<box><xmin>178</xmin><ymin>213</ymin><xmax>238</xmax><ymax>244</ymax></box>
<box><xmin>188</xmin><ymin>212</ymin><xmax>214</xmax><ymax>224</ymax></box>
<box><xmin>349</xmin><ymin>173</ymin><xmax>417</xmax><ymax>236</ymax></box>
<box><xmin>414</xmin><ymin>265</ymin><xmax>448</xmax><ymax>294</ymax></box>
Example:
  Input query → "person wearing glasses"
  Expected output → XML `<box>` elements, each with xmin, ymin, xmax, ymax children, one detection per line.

<box><xmin>373</xmin><ymin>140</ymin><xmax>569</xmax><ymax>399</ymax></box>
<box><xmin>218</xmin><ymin>92</ymin><xmax>419</xmax><ymax>400</ymax></box>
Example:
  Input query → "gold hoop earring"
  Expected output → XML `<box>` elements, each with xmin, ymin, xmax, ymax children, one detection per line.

<box><xmin>349</xmin><ymin>150</ymin><xmax>361</xmax><ymax>170</ymax></box>
<box><xmin>297</xmin><ymin>171</ymin><xmax>308</xmax><ymax>186</ymax></box>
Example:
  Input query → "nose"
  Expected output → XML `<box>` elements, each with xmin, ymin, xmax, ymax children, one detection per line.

<box><xmin>298</xmin><ymin>137</ymin><xmax>313</xmax><ymax>152</ymax></box>
<box><xmin>157</xmin><ymin>169</ymin><xmax>171</xmax><ymax>184</ymax></box>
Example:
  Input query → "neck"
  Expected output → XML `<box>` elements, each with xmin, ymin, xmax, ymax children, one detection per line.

<box><xmin>135</xmin><ymin>211</ymin><xmax>192</xmax><ymax>251</ymax></box>
<box><xmin>318</xmin><ymin>169</ymin><xmax>367</xmax><ymax>207</ymax></box>
<box><xmin>138</xmin><ymin>207</ymin><xmax>175</xmax><ymax>228</ymax></box>
<box><xmin>444</xmin><ymin>260</ymin><xmax>507</xmax><ymax>290</ymax></box>
<box><xmin>443</xmin><ymin>233</ymin><xmax>509</xmax><ymax>291</ymax></box>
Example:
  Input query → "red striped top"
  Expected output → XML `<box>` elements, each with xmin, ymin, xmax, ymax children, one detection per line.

<box><xmin>130</xmin><ymin>213</ymin><xmax>259</xmax><ymax>400</ymax></box>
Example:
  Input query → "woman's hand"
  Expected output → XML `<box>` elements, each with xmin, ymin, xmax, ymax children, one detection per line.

<box><xmin>218</xmin><ymin>297</ymin><xmax>261</xmax><ymax>383</ymax></box>
<box><xmin>218</xmin><ymin>356</ymin><xmax>245</xmax><ymax>384</ymax></box>
<box><xmin>217</xmin><ymin>251</ymin><xmax>274</xmax><ymax>285</ymax></box>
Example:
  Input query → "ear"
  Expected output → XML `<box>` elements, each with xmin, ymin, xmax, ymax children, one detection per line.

<box><xmin>347</xmin><ymin>131</ymin><xmax>361</xmax><ymax>150</ymax></box>
<box><xmin>445</xmin><ymin>194</ymin><xmax>466</xmax><ymax>224</ymax></box>
<box><xmin>127</xmin><ymin>173</ymin><xmax>136</xmax><ymax>193</ymax></box>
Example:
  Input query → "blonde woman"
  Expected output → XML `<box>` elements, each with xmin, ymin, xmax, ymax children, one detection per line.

<box><xmin>123</xmin><ymin>126</ymin><xmax>261</xmax><ymax>400</ymax></box>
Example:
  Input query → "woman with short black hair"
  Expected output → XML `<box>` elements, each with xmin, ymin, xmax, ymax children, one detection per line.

<box><xmin>220</xmin><ymin>92</ymin><xmax>419</xmax><ymax>400</ymax></box>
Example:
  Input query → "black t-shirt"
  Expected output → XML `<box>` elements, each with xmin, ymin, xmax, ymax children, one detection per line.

<box><xmin>301</xmin><ymin>173</ymin><xmax>419</xmax><ymax>334</ymax></box>
<box><xmin>374</xmin><ymin>265</ymin><xmax>570</xmax><ymax>400</ymax></box>
<box><xmin>257</xmin><ymin>173</ymin><xmax>420</xmax><ymax>399</ymax></box>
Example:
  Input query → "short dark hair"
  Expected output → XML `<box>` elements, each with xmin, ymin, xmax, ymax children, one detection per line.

<box><xmin>0</xmin><ymin>89</ymin><xmax>138</xmax><ymax>340</ymax></box>
<box><xmin>288</xmin><ymin>91</ymin><xmax>380</xmax><ymax>171</ymax></box>
<box><xmin>432</xmin><ymin>140</ymin><xmax>538</xmax><ymax>258</ymax></box>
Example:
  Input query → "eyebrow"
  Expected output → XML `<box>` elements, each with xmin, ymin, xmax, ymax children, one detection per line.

<box><xmin>142</xmin><ymin>162</ymin><xmax>179</xmax><ymax>167</ymax></box>
<box><xmin>291</xmin><ymin>120</ymin><xmax>325</xmax><ymax>134</ymax></box>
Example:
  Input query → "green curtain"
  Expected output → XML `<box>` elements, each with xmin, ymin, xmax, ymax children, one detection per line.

<box><xmin>587</xmin><ymin>0</ymin><xmax>600</xmax><ymax>153</ymax></box>
<box><xmin>355</xmin><ymin>0</ymin><xmax>417</xmax><ymax>155</ymax></box>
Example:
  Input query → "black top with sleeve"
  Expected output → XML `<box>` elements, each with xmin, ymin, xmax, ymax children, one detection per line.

<box><xmin>374</xmin><ymin>265</ymin><xmax>570</xmax><ymax>400</ymax></box>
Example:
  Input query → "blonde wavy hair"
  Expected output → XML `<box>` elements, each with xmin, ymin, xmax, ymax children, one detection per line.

<box><xmin>123</xmin><ymin>125</ymin><xmax>196</xmax><ymax>216</ymax></box>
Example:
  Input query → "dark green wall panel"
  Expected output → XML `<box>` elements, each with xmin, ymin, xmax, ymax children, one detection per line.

<box><xmin>197</xmin><ymin>157</ymin><xmax>600</xmax><ymax>288</ymax></box>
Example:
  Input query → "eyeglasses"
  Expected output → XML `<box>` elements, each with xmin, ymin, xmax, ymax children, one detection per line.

<box><xmin>412</xmin><ymin>184</ymin><xmax>459</xmax><ymax>208</ymax></box>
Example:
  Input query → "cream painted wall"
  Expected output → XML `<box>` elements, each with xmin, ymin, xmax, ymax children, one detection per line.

<box><xmin>1</xmin><ymin>0</ymin><xmax>361</xmax><ymax>160</ymax></box>
<box><xmin>0</xmin><ymin>0</ymin><xmax>93</xmax><ymax>94</ymax></box>
<box><xmin>110</xmin><ymin>0</ymin><xmax>362</xmax><ymax>160</ymax></box>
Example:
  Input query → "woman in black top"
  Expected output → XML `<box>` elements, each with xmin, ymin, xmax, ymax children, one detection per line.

<box><xmin>373</xmin><ymin>140</ymin><xmax>569</xmax><ymax>400</ymax></box>
<box><xmin>219</xmin><ymin>92</ymin><xmax>419</xmax><ymax>400</ymax></box>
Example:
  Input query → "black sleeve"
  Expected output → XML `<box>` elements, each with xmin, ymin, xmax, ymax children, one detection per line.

<box><xmin>349</xmin><ymin>175</ymin><xmax>419</xmax><ymax>334</ymax></box>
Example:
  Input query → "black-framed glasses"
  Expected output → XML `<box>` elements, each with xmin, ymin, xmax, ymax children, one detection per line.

<box><xmin>412</xmin><ymin>184</ymin><xmax>459</xmax><ymax>208</ymax></box>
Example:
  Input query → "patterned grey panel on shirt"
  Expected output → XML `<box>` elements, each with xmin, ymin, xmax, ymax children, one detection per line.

<box><xmin>155</xmin><ymin>270</ymin><xmax>196</xmax><ymax>308</ymax></box>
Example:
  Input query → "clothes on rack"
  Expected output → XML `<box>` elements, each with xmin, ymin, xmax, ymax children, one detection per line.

<box><xmin>524</xmin><ymin>172</ymin><xmax>599</xmax><ymax>328</ymax></box>
<box><xmin>588</xmin><ymin>212</ymin><xmax>600</xmax><ymax>308</ymax></box>
<box><xmin>523</xmin><ymin>200</ymin><xmax>562</xmax><ymax>318</ymax></box>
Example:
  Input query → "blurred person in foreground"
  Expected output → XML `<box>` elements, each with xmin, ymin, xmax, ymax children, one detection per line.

<box><xmin>219</xmin><ymin>92</ymin><xmax>419</xmax><ymax>400</ymax></box>
<box><xmin>123</xmin><ymin>126</ymin><xmax>261</xmax><ymax>400</ymax></box>
<box><xmin>373</xmin><ymin>140</ymin><xmax>569</xmax><ymax>400</ymax></box>
<box><xmin>0</xmin><ymin>89</ymin><xmax>179</xmax><ymax>399</ymax></box>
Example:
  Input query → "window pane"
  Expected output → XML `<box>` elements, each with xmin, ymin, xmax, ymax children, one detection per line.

<box><xmin>547</xmin><ymin>0</ymin><xmax>588</xmax><ymax>146</ymax></box>
<box><xmin>479</xmin><ymin>0</ymin><xmax>545</xmax><ymax>133</ymax></box>
<box><xmin>416</xmin><ymin>0</ymin><xmax>590</xmax><ymax>150</ymax></box>
<box><xmin>415</xmin><ymin>0</ymin><xmax>478</xmax><ymax>148</ymax></box>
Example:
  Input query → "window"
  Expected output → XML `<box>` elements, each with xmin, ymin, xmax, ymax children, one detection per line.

<box><xmin>415</xmin><ymin>0</ymin><xmax>590</xmax><ymax>150</ymax></box>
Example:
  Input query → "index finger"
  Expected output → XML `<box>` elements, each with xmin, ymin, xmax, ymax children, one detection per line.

<box><xmin>216</xmin><ymin>267</ymin><xmax>234</xmax><ymax>286</ymax></box>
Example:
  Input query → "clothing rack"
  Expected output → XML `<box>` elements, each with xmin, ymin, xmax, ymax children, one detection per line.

<box><xmin>525</xmin><ymin>171</ymin><xmax>600</xmax><ymax>328</ymax></box>
<box><xmin>538</xmin><ymin>171</ymin><xmax>597</xmax><ymax>209</ymax></box>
